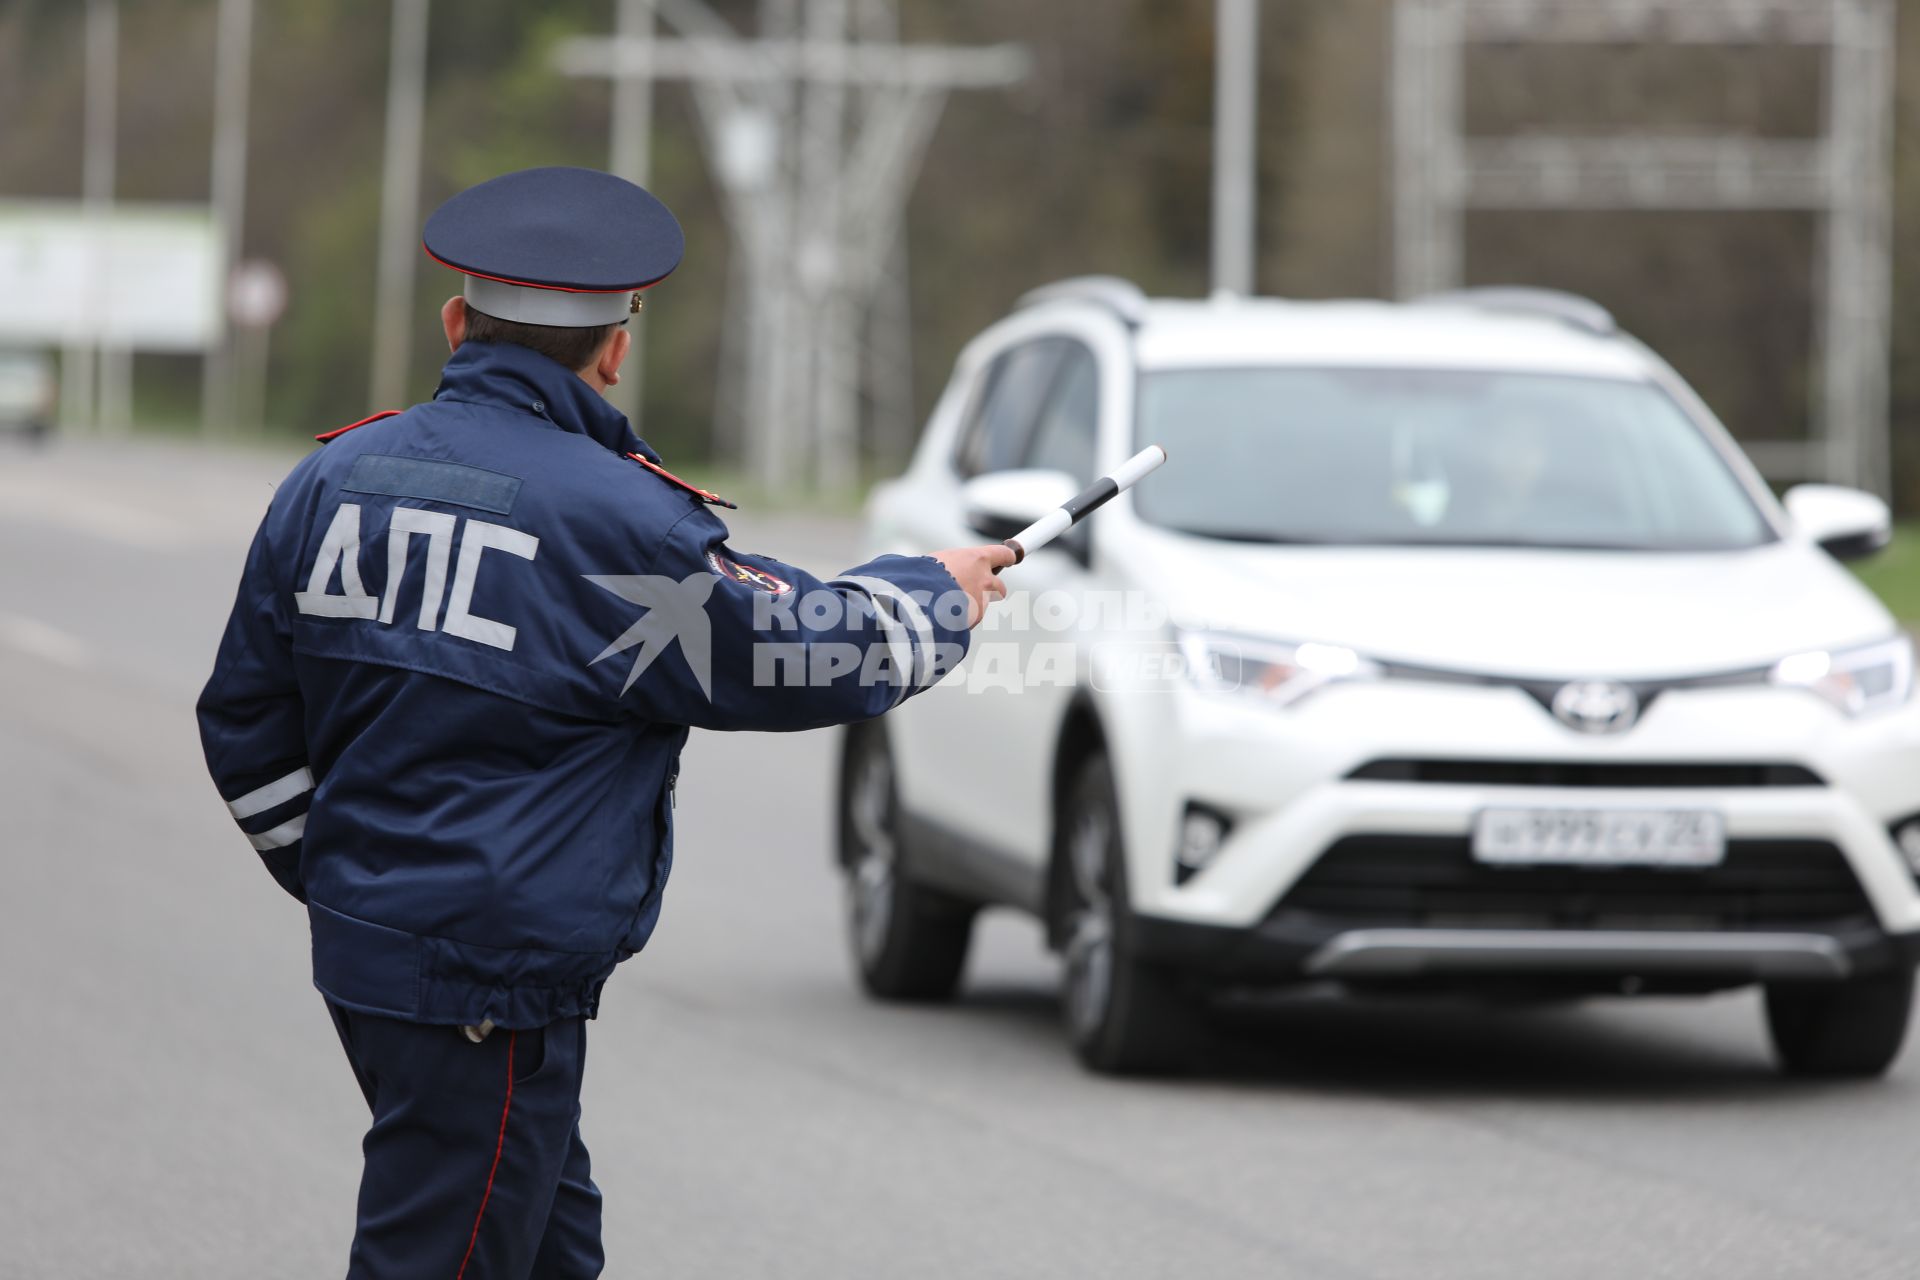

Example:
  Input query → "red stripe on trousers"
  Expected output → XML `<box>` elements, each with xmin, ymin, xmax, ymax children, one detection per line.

<box><xmin>454</xmin><ymin>1031</ymin><xmax>516</xmax><ymax>1280</ymax></box>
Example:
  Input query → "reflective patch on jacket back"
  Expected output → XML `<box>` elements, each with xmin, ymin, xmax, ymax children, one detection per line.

<box><xmin>343</xmin><ymin>454</ymin><xmax>523</xmax><ymax>516</ymax></box>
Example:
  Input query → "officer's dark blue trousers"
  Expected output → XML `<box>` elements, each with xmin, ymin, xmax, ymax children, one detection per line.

<box><xmin>327</xmin><ymin>1004</ymin><xmax>604</xmax><ymax>1279</ymax></box>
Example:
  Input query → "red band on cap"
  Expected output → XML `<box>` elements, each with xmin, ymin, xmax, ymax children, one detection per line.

<box><xmin>423</xmin><ymin>244</ymin><xmax>667</xmax><ymax>295</ymax></box>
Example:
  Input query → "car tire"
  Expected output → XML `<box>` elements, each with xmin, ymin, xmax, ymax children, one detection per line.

<box><xmin>1054</xmin><ymin>751</ymin><xmax>1199</xmax><ymax>1075</ymax></box>
<box><xmin>1764</xmin><ymin>968</ymin><xmax>1915</xmax><ymax>1078</ymax></box>
<box><xmin>838</xmin><ymin>722</ymin><xmax>974</xmax><ymax>1002</ymax></box>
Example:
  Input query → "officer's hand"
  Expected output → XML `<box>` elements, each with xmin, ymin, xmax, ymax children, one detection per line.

<box><xmin>931</xmin><ymin>544</ymin><xmax>1018</xmax><ymax>627</ymax></box>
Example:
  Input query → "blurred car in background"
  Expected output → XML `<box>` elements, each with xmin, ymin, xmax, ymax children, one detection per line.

<box><xmin>0</xmin><ymin>349</ymin><xmax>56</xmax><ymax>443</ymax></box>
<box><xmin>839</xmin><ymin>278</ymin><xmax>1920</xmax><ymax>1077</ymax></box>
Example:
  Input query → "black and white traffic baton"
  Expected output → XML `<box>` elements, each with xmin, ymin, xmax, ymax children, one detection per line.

<box><xmin>998</xmin><ymin>445</ymin><xmax>1169</xmax><ymax>568</ymax></box>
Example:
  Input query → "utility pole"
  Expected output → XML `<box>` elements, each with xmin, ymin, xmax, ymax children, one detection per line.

<box><xmin>798</xmin><ymin>0</ymin><xmax>851</xmax><ymax>489</ymax></box>
<box><xmin>1211</xmin><ymin>0</ymin><xmax>1260</xmax><ymax>297</ymax></box>
<box><xmin>64</xmin><ymin>0</ymin><xmax>118</xmax><ymax>434</ymax></box>
<box><xmin>852</xmin><ymin>0</ymin><xmax>916</xmax><ymax>469</ymax></box>
<box><xmin>203</xmin><ymin>0</ymin><xmax>254</xmax><ymax>434</ymax></box>
<box><xmin>369</xmin><ymin>0</ymin><xmax>430</xmax><ymax>412</ymax></box>
<box><xmin>607</xmin><ymin>0</ymin><xmax>655</xmax><ymax>431</ymax></box>
<box><xmin>554</xmin><ymin>0</ymin><xmax>1027</xmax><ymax>491</ymax></box>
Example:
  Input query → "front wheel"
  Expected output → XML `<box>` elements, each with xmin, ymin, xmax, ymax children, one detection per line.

<box><xmin>838</xmin><ymin>723</ymin><xmax>974</xmax><ymax>1002</ymax></box>
<box><xmin>1054</xmin><ymin>752</ymin><xmax>1199</xmax><ymax>1075</ymax></box>
<box><xmin>1765</xmin><ymin>968</ymin><xmax>1915</xmax><ymax>1078</ymax></box>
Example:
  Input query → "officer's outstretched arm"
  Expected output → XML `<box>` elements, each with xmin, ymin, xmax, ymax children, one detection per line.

<box><xmin>589</xmin><ymin>505</ymin><xmax>976</xmax><ymax>732</ymax></box>
<box><xmin>197</xmin><ymin>519</ymin><xmax>312</xmax><ymax>902</ymax></box>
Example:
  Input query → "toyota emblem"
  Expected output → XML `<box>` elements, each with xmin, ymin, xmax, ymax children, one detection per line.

<box><xmin>1551</xmin><ymin>681</ymin><xmax>1640</xmax><ymax>734</ymax></box>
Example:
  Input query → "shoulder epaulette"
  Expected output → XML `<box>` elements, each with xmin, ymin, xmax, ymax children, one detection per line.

<box><xmin>627</xmin><ymin>453</ymin><xmax>737</xmax><ymax>509</ymax></box>
<box><xmin>316</xmin><ymin>410</ymin><xmax>403</xmax><ymax>443</ymax></box>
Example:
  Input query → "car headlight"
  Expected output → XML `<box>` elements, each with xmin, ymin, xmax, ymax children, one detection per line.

<box><xmin>1770</xmin><ymin>635</ymin><xmax>1913</xmax><ymax>717</ymax></box>
<box><xmin>1176</xmin><ymin>631</ymin><xmax>1380</xmax><ymax>708</ymax></box>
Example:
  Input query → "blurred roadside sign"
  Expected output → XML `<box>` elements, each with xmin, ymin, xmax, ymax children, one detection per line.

<box><xmin>228</xmin><ymin>259</ymin><xmax>287</xmax><ymax>330</ymax></box>
<box><xmin>0</xmin><ymin>201</ymin><xmax>224</xmax><ymax>352</ymax></box>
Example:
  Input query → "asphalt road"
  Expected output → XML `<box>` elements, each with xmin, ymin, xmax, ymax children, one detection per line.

<box><xmin>6</xmin><ymin>436</ymin><xmax>1920</xmax><ymax>1279</ymax></box>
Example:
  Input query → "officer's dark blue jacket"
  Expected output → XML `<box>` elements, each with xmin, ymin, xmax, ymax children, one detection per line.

<box><xmin>198</xmin><ymin>341</ymin><xmax>969</xmax><ymax>1029</ymax></box>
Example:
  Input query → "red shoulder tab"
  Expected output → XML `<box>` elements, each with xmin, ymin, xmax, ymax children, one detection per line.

<box><xmin>315</xmin><ymin>409</ymin><xmax>403</xmax><ymax>443</ymax></box>
<box><xmin>627</xmin><ymin>453</ymin><xmax>738</xmax><ymax>509</ymax></box>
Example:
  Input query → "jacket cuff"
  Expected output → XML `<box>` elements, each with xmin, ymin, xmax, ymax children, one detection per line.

<box><xmin>837</xmin><ymin>553</ymin><xmax>973</xmax><ymax>690</ymax></box>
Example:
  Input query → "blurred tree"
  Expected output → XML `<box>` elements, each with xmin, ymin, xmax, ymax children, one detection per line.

<box><xmin>1</xmin><ymin>0</ymin><xmax>1917</xmax><ymax>508</ymax></box>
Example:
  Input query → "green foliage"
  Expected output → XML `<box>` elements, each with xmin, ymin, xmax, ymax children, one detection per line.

<box><xmin>1852</xmin><ymin>524</ymin><xmax>1920</xmax><ymax>624</ymax></box>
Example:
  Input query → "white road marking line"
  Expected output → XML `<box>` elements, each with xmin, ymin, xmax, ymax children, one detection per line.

<box><xmin>0</xmin><ymin>613</ymin><xmax>97</xmax><ymax>669</ymax></box>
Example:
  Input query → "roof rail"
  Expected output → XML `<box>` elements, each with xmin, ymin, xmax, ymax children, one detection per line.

<box><xmin>1413</xmin><ymin>286</ymin><xmax>1616</xmax><ymax>337</ymax></box>
<box><xmin>1014</xmin><ymin>275</ymin><xmax>1150</xmax><ymax>328</ymax></box>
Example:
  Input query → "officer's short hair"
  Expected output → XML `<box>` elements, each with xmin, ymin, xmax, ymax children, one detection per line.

<box><xmin>463</xmin><ymin>302</ymin><xmax>621</xmax><ymax>373</ymax></box>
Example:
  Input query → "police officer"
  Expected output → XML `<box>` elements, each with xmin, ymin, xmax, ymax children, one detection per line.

<box><xmin>196</xmin><ymin>166</ymin><xmax>1014</xmax><ymax>1279</ymax></box>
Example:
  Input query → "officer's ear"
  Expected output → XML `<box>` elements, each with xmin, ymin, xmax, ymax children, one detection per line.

<box><xmin>595</xmin><ymin>325</ymin><xmax>632</xmax><ymax>389</ymax></box>
<box><xmin>441</xmin><ymin>296</ymin><xmax>468</xmax><ymax>353</ymax></box>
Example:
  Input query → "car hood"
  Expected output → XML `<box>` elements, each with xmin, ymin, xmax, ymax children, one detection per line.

<box><xmin>1140</xmin><ymin>534</ymin><xmax>1895</xmax><ymax>679</ymax></box>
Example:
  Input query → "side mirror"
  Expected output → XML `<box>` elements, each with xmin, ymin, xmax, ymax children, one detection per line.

<box><xmin>962</xmin><ymin>468</ymin><xmax>1080</xmax><ymax>543</ymax></box>
<box><xmin>1783</xmin><ymin>484</ymin><xmax>1891</xmax><ymax>562</ymax></box>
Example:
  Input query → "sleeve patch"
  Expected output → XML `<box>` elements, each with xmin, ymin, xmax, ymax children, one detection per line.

<box><xmin>705</xmin><ymin>549</ymin><xmax>792</xmax><ymax>596</ymax></box>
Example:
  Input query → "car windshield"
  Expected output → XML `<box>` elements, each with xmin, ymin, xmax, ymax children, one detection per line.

<box><xmin>1134</xmin><ymin>367</ymin><xmax>1774</xmax><ymax>551</ymax></box>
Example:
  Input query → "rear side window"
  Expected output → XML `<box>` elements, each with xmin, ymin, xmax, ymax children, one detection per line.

<box><xmin>954</xmin><ymin>340</ymin><xmax>1066</xmax><ymax>478</ymax></box>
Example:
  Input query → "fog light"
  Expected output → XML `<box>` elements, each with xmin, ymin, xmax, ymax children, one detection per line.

<box><xmin>1175</xmin><ymin>807</ymin><xmax>1229</xmax><ymax>884</ymax></box>
<box><xmin>1895</xmin><ymin>819</ymin><xmax>1920</xmax><ymax>878</ymax></box>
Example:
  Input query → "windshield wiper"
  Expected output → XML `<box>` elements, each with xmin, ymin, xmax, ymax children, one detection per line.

<box><xmin>1168</xmin><ymin>529</ymin><xmax>1620</xmax><ymax>549</ymax></box>
<box><xmin>1163</xmin><ymin>529</ymin><xmax>1754</xmax><ymax>552</ymax></box>
<box><xmin>1379</xmin><ymin>537</ymin><xmax>1646</xmax><ymax>551</ymax></box>
<box><xmin>1168</xmin><ymin>527</ymin><xmax>1328</xmax><ymax>545</ymax></box>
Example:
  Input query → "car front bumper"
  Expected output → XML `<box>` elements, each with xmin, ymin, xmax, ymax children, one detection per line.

<box><xmin>1111</xmin><ymin>676</ymin><xmax>1920</xmax><ymax>980</ymax></box>
<box><xmin>1131</xmin><ymin>914</ymin><xmax>1920</xmax><ymax>990</ymax></box>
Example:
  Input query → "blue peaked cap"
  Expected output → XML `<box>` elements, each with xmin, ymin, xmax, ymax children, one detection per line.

<box><xmin>423</xmin><ymin>166</ymin><xmax>685</xmax><ymax>327</ymax></box>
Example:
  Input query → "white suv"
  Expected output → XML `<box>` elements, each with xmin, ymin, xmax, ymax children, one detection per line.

<box><xmin>837</xmin><ymin>279</ymin><xmax>1920</xmax><ymax>1077</ymax></box>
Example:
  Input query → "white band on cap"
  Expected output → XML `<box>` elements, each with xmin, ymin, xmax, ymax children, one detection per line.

<box><xmin>464</xmin><ymin>275</ymin><xmax>634</xmax><ymax>327</ymax></box>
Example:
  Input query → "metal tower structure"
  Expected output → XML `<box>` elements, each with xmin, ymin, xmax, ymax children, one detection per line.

<box><xmin>1391</xmin><ymin>0</ymin><xmax>1895</xmax><ymax>495</ymax></box>
<box><xmin>557</xmin><ymin>0</ymin><xmax>1029</xmax><ymax>490</ymax></box>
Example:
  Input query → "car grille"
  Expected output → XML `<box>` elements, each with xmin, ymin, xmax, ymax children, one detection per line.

<box><xmin>1272</xmin><ymin>835</ymin><xmax>1873</xmax><ymax>931</ymax></box>
<box><xmin>1345</xmin><ymin>759</ymin><xmax>1824</xmax><ymax>788</ymax></box>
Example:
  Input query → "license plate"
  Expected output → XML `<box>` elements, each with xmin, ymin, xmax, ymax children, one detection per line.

<box><xmin>1471</xmin><ymin>807</ymin><xmax>1726</xmax><ymax>867</ymax></box>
